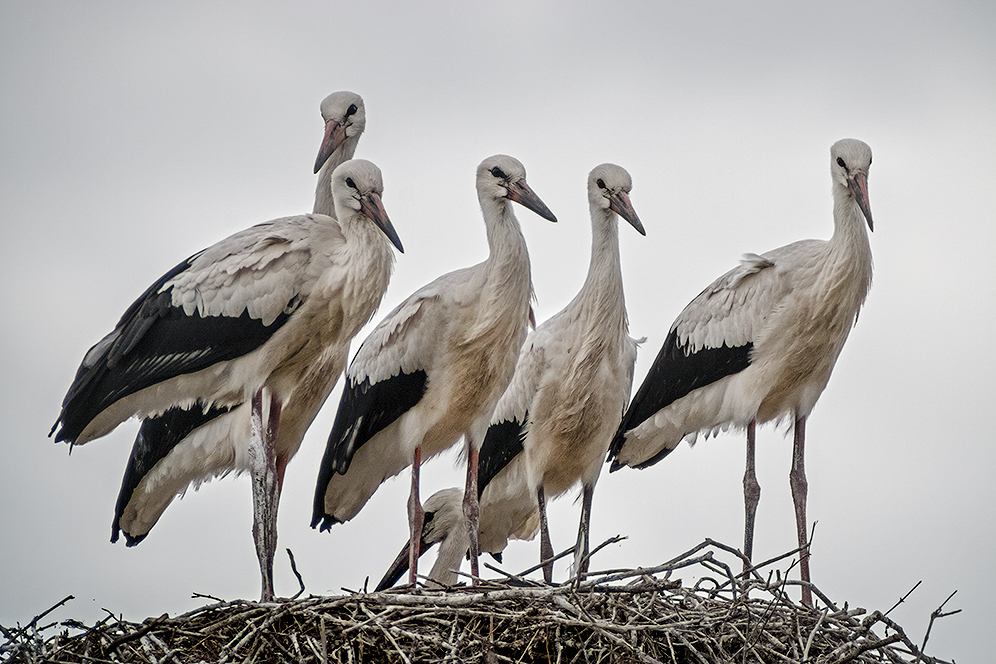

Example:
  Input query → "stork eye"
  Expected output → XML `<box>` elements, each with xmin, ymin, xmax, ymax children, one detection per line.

<box><xmin>346</xmin><ymin>104</ymin><xmax>358</xmax><ymax>117</ymax></box>
<box><xmin>490</xmin><ymin>166</ymin><xmax>506</xmax><ymax>179</ymax></box>
<box><xmin>596</xmin><ymin>178</ymin><xmax>606</xmax><ymax>189</ymax></box>
<box><xmin>836</xmin><ymin>157</ymin><xmax>846</xmax><ymax>168</ymax></box>
<box><xmin>345</xmin><ymin>177</ymin><xmax>357</xmax><ymax>189</ymax></box>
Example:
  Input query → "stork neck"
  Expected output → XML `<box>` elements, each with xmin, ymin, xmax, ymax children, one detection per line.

<box><xmin>477</xmin><ymin>195</ymin><xmax>534</xmax><ymax>317</ymax></box>
<box><xmin>825</xmin><ymin>185</ymin><xmax>874</xmax><ymax>305</ymax></box>
<box><xmin>481</xmin><ymin>197</ymin><xmax>531</xmax><ymax>274</ymax></box>
<box><xmin>313</xmin><ymin>135</ymin><xmax>360</xmax><ymax>218</ymax></box>
<box><xmin>575</xmin><ymin>210</ymin><xmax>627</xmax><ymax>335</ymax></box>
<box><xmin>830</xmin><ymin>186</ymin><xmax>873</xmax><ymax>270</ymax></box>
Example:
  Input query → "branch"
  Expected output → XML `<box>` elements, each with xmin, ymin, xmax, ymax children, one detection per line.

<box><xmin>885</xmin><ymin>581</ymin><xmax>922</xmax><ymax>617</ymax></box>
<box><xmin>915</xmin><ymin>590</ymin><xmax>960</xmax><ymax>664</ymax></box>
<box><xmin>287</xmin><ymin>548</ymin><xmax>306</xmax><ymax>600</ymax></box>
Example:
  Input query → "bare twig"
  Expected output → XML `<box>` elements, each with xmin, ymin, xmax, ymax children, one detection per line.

<box><xmin>287</xmin><ymin>548</ymin><xmax>306</xmax><ymax>600</ymax></box>
<box><xmin>914</xmin><ymin>590</ymin><xmax>960</xmax><ymax>664</ymax></box>
<box><xmin>885</xmin><ymin>581</ymin><xmax>923</xmax><ymax>617</ymax></box>
<box><xmin>191</xmin><ymin>591</ymin><xmax>226</xmax><ymax>603</ymax></box>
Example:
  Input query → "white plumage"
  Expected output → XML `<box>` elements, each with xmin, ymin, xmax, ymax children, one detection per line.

<box><xmin>52</xmin><ymin>104</ymin><xmax>402</xmax><ymax>600</ymax></box>
<box><xmin>608</xmin><ymin>138</ymin><xmax>875</xmax><ymax>606</ymax></box>
<box><xmin>487</xmin><ymin>163</ymin><xmax>644</xmax><ymax>582</ymax></box>
<box><xmin>313</xmin><ymin>155</ymin><xmax>557</xmax><ymax>586</ymax></box>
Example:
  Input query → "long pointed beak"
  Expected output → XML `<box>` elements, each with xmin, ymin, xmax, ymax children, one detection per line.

<box><xmin>361</xmin><ymin>192</ymin><xmax>404</xmax><ymax>253</ymax></box>
<box><xmin>507</xmin><ymin>180</ymin><xmax>557</xmax><ymax>222</ymax></box>
<box><xmin>376</xmin><ymin>535</ymin><xmax>436</xmax><ymax>591</ymax></box>
<box><xmin>848</xmin><ymin>172</ymin><xmax>873</xmax><ymax>232</ymax></box>
<box><xmin>609</xmin><ymin>191</ymin><xmax>645</xmax><ymax>236</ymax></box>
<box><xmin>314</xmin><ymin>120</ymin><xmax>348</xmax><ymax>174</ymax></box>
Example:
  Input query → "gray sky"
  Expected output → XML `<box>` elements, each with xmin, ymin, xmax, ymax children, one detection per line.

<box><xmin>2</xmin><ymin>2</ymin><xmax>993</xmax><ymax>660</ymax></box>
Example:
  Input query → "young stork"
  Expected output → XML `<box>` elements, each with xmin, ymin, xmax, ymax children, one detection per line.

<box><xmin>483</xmin><ymin>164</ymin><xmax>644</xmax><ymax>583</ymax></box>
<box><xmin>607</xmin><ymin>139</ymin><xmax>875</xmax><ymax>606</ymax></box>
<box><xmin>51</xmin><ymin>155</ymin><xmax>403</xmax><ymax>602</ymax></box>
<box><xmin>312</xmin><ymin>155</ymin><xmax>557</xmax><ymax>586</ymax></box>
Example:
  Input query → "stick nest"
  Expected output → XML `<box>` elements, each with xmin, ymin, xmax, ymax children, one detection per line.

<box><xmin>2</xmin><ymin>539</ymin><xmax>955</xmax><ymax>664</ymax></box>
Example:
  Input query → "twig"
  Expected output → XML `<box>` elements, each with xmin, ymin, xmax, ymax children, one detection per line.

<box><xmin>885</xmin><ymin>581</ymin><xmax>922</xmax><ymax>617</ymax></box>
<box><xmin>107</xmin><ymin>614</ymin><xmax>168</xmax><ymax>651</ymax></box>
<box><xmin>4</xmin><ymin>594</ymin><xmax>76</xmax><ymax>643</ymax></box>
<box><xmin>513</xmin><ymin>543</ymin><xmax>580</xmax><ymax>580</ymax></box>
<box><xmin>837</xmin><ymin>633</ymin><xmax>904</xmax><ymax>663</ymax></box>
<box><xmin>801</xmin><ymin>608</ymin><xmax>827</xmax><ymax>661</ymax></box>
<box><xmin>287</xmin><ymin>548</ymin><xmax>306</xmax><ymax>600</ymax></box>
<box><xmin>914</xmin><ymin>590</ymin><xmax>959</xmax><ymax>664</ymax></box>
<box><xmin>191</xmin><ymin>592</ymin><xmax>226</xmax><ymax>603</ymax></box>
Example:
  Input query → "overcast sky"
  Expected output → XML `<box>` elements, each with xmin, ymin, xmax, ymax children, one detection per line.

<box><xmin>2</xmin><ymin>2</ymin><xmax>993</xmax><ymax>660</ymax></box>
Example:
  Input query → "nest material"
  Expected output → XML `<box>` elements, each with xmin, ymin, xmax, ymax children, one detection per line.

<box><xmin>2</xmin><ymin>539</ymin><xmax>955</xmax><ymax>664</ymax></box>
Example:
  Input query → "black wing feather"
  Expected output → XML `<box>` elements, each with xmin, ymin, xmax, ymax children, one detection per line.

<box><xmin>478</xmin><ymin>416</ymin><xmax>527</xmax><ymax>500</ymax></box>
<box><xmin>312</xmin><ymin>369</ymin><xmax>428</xmax><ymax>529</ymax></box>
<box><xmin>52</xmin><ymin>258</ymin><xmax>298</xmax><ymax>443</ymax></box>
<box><xmin>608</xmin><ymin>328</ymin><xmax>752</xmax><ymax>469</ymax></box>
<box><xmin>111</xmin><ymin>402</ymin><xmax>233</xmax><ymax>545</ymax></box>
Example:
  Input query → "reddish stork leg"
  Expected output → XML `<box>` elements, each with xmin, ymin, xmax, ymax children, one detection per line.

<box><xmin>462</xmin><ymin>440</ymin><xmax>480</xmax><ymax>584</ymax></box>
<box><xmin>789</xmin><ymin>414</ymin><xmax>813</xmax><ymax>606</ymax></box>
<box><xmin>408</xmin><ymin>445</ymin><xmax>424</xmax><ymax>586</ymax></box>
<box><xmin>743</xmin><ymin>419</ymin><xmax>760</xmax><ymax>568</ymax></box>
<box><xmin>249</xmin><ymin>388</ymin><xmax>282</xmax><ymax>602</ymax></box>
<box><xmin>573</xmin><ymin>483</ymin><xmax>595</xmax><ymax>581</ymax></box>
<box><xmin>537</xmin><ymin>485</ymin><xmax>554</xmax><ymax>583</ymax></box>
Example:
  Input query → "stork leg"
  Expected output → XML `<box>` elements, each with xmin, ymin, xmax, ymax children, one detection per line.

<box><xmin>743</xmin><ymin>419</ymin><xmax>760</xmax><ymax>569</ymax></box>
<box><xmin>408</xmin><ymin>445</ymin><xmax>425</xmax><ymax>586</ymax></box>
<box><xmin>789</xmin><ymin>414</ymin><xmax>813</xmax><ymax>607</ymax></box>
<box><xmin>572</xmin><ymin>483</ymin><xmax>594</xmax><ymax>581</ymax></box>
<box><xmin>537</xmin><ymin>485</ymin><xmax>554</xmax><ymax>583</ymax></box>
<box><xmin>249</xmin><ymin>388</ymin><xmax>282</xmax><ymax>602</ymax></box>
<box><xmin>462</xmin><ymin>439</ymin><xmax>481</xmax><ymax>585</ymax></box>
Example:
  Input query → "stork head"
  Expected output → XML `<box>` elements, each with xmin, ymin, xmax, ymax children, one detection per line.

<box><xmin>331</xmin><ymin>159</ymin><xmax>404</xmax><ymax>253</ymax></box>
<box><xmin>830</xmin><ymin>138</ymin><xmax>873</xmax><ymax>231</ymax></box>
<box><xmin>477</xmin><ymin>154</ymin><xmax>558</xmax><ymax>223</ymax></box>
<box><xmin>314</xmin><ymin>91</ymin><xmax>366</xmax><ymax>174</ymax></box>
<box><xmin>588</xmin><ymin>163</ymin><xmax>645</xmax><ymax>235</ymax></box>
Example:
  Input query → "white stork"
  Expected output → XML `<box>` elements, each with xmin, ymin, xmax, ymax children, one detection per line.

<box><xmin>312</xmin><ymin>154</ymin><xmax>557</xmax><ymax>586</ymax></box>
<box><xmin>482</xmin><ymin>164</ymin><xmax>644</xmax><ymax>583</ymax></box>
<box><xmin>51</xmin><ymin>157</ymin><xmax>403</xmax><ymax>602</ymax></box>
<box><xmin>607</xmin><ymin>138</ymin><xmax>875</xmax><ymax>606</ymax></box>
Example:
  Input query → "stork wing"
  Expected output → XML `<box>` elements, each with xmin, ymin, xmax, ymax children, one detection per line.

<box><xmin>478</xmin><ymin>313</ymin><xmax>568</xmax><ymax>498</ymax></box>
<box><xmin>609</xmin><ymin>249</ymin><xmax>795</xmax><ymax>464</ymax></box>
<box><xmin>52</xmin><ymin>215</ymin><xmax>341</xmax><ymax>443</ymax></box>
<box><xmin>111</xmin><ymin>402</ymin><xmax>234</xmax><ymax>545</ymax></box>
<box><xmin>313</xmin><ymin>269</ymin><xmax>464</xmax><ymax>488</ymax></box>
